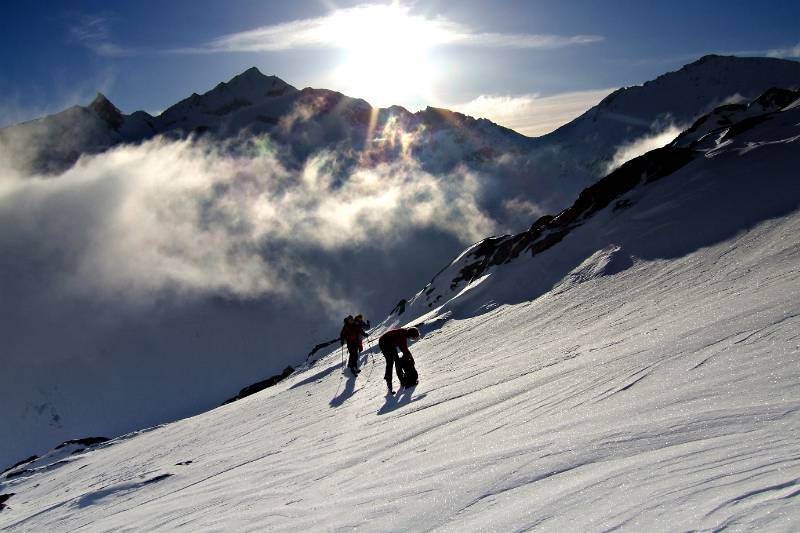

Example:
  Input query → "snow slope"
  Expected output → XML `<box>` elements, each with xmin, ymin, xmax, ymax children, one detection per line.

<box><xmin>1</xmin><ymin>82</ymin><xmax>799</xmax><ymax>532</ymax></box>
<box><xmin>394</xmin><ymin>87</ymin><xmax>800</xmax><ymax>324</ymax></box>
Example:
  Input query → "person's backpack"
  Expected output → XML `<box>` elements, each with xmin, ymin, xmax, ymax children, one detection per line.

<box><xmin>396</xmin><ymin>354</ymin><xmax>418</xmax><ymax>387</ymax></box>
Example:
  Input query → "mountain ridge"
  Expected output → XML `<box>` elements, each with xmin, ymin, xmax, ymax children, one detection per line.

<box><xmin>382</xmin><ymin>86</ymin><xmax>800</xmax><ymax>328</ymax></box>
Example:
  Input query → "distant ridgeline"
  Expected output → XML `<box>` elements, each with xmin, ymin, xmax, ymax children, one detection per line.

<box><xmin>387</xmin><ymin>87</ymin><xmax>800</xmax><ymax>324</ymax></box>
<box><xmin>3</xmin><ymin>55</ymin><xmax>800</xmax><ymax>223</ymax></box>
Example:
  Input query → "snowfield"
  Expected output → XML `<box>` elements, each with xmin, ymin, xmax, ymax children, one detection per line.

<box><xmin>2</xmin><ymin>92</ymin><xmax>799</xmax><ymax>532</ymax></box>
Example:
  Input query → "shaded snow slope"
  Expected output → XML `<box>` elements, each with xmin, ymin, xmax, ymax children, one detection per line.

<box><xmin>2</xmin><ymin>74</ymin><xmax>800</xmax><ymax>532</ymax></box>
<box><xmin>392</xmin><ymin>89</ymin><xmax>800</xmax><ymax>327</ymax></box>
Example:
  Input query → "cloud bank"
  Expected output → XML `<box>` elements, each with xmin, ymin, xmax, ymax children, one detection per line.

<box><xmin>451</xmin><ymin>89</ymin><xmax>615</xmax><ymax>137</ymax></box>
<box><xmin>0</xmin><ymin>130</ymin><xmax>505</xmax><ymax>463</ymax></box>
<box><xmin>1</xmin><ymin>136</ymin><xmax>495</xmax><ymax>305</ymax></box>
<box><xmin>767</xmin><ymin>42</ymin><xmax>800</xmax><ymax>59</ymax></box>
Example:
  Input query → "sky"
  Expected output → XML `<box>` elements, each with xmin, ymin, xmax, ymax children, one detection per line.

<box><xmin>1</xmin><ymin>0</ymin><xmax>799</xmax><ymax>135</ymax></box>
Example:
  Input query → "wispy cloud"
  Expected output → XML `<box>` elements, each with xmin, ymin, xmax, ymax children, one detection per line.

<box><xmin>189</xmin><ymin>4</ymin><xmax>603</xmax><ymax>53</ymax></box>
<box><xmin>69</xmin><ymin>14</ymin><xmax>136</xmax><ymax>57</ymax></box>
<box><xmin>453</xmin><ymin>32</ymin><xmax>603</xmax><ymax>49</ymax></box>
<box><xmin>0</xmin><ymin>135</ymin><xmax>496</xmax><ymax>301</ymax></box>
<box><xmin>450</xmin><ymin>89</ymin><xmax>615</xmax><ymax>137</ymax></box>
<box><xmin>603</xmin><ymin>124</ymin><xmax>683</xmax><ymax>174</ymax></box>
<box><xmin>767</xmin><ymin>43</ymin><xmax>800</xmax><ymax>58</ymax></box>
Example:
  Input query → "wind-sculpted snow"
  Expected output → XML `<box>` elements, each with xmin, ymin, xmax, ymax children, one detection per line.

<box><xmin>1</xmin><ymin>127</ymin><xmax>799</xmax><ymax>528</ymax></box>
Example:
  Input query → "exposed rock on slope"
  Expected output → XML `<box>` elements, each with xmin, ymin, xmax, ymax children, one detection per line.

<box><xmin>391</xmin><ymin>87</ymin><xmax>800</xmax><ymax>323</ymax></box>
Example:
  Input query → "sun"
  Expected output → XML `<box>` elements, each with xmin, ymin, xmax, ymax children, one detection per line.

<box><xmin>327</xmin><ymin>4</ymin><xmax>442</xmax><ymax>109</ymax></box>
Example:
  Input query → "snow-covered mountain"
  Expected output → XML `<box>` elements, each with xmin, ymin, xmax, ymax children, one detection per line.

<box><xmin>0</xmin><ymin>67</ymin><xmax>527</xmax><ymax>180</ymax></box>
<box><xmin>4</xmin><ymin>55</ymin><xmax>800</xmax><ymax>219</ymax></box>
<box><xmin>3</xmin><ymin>55</ymin><xmax>800</xmax><ymax>480</ymax></box>
<box><xmin>389</xmin><ymin>86</ymin><xmax>800</xmax><ymax>327</ymax></box>
<box><xmin>1</xmin><ymin>85</ymin><xmax>799</xmax><ymax>531</ymax></box>
<box><xmin>534</xmin><ymin>54</ymin><xmax>800</xmax><ymax>182</ymax></box>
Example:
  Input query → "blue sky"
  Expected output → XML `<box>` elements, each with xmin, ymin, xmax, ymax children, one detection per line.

<box><xmin>1</xmin><ymin>0</ymin><xmax>798</xmax><ymax>134</ymax></box>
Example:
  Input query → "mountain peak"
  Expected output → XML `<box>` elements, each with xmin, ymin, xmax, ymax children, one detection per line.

<box><xmin>227</xmin><ymin>67</ymin><xmax>287</xmax><ymax>86</ymax></box>
<box><xmin>234</xmin><ymin>66</ymin><xmax>266</xmax><ymax>80</ymax></box>
<box><xmin>223</xmin><ymin>67</ymin><xmax>297</xmax><ymax>97</ymax></box>
<box><xmin>89</xmin><ymin>92</ymin><xmax>115</xmax><ymax>110</ymax></box>
<box><xmin>88</xmin><ymin>93</ymin><xmax>123</xmax><ymax>131</ymax></box>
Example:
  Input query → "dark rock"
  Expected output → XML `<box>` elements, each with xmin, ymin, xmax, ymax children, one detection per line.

<box><xmin>6</xmin><ymin>469</ymin><xmax>31</xmax><ymax>480</ymax></box>
<box><xmin>391</xmin><ymin>299</ymin><xmax>407</xmax><ymax>316</ymax></box>
<box><xmin>0</xmin><ymin>493</ymin><xmax>14</xmax><ymax>512</ymax></box>
<box><xmin>1</xmin><ymin>455</ymin><xmax>37</xmax><ymax>476</ymax></box>
<box><xmin>307</xmin><ymin>338</ymin><xmax>340</xmax><ymax>360</ymax></box>
<box><xmin>222</xmin><ymin>366</ymin><xmax>295</xmax><ymax>405</ymax></box>
<box><xmin>752</xmin><ymin>87</ymin><xmax>800</xmax><ymax>110</ymax></box>
<box><xmin>721</xmin><ymin>114</ymin><xmax>772</xmax><ymax>140</ymax></box>
<box><xmin>450</xmin><ymin>145</ymin><xmax>695</xmax><ymax>286</ymax></box>
<box><xmin>55</xmin><ymin>437</ymin><xmax>109</xmax><ymax>449</ymax></box>
<box><xmin>89</xmin><ymin>93</ymin><xmax>124</xmax><ymax>131</ymax></box>
<box><xmin>143</xmin><ymin>473</ymin><xmax>172</xmax><ymax>484</ymax></box>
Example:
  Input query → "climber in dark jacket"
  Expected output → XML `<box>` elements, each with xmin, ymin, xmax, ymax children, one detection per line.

<box><xmin>378</xmin><ymin>327</ymin><xmax>420</xmax><ymax>394</ymax></box>
<box><xmin>340</xmin><ymin>315</ymin><xmax>369</xmax><ymax>375</ymax></box>
<box><xmin>353</xmin><ymin>314</ymin><xmax>371</xmax><ymax>352</ymax></box>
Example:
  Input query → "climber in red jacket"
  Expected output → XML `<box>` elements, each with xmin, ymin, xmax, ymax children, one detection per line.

<box><xmin>378</xmin><ymin>327</ymin><xmax>420</xmax><ymax>394</ymax></box>
<box><xmin>340</xmin><ymin>315</ymin><xmax>369</xmax><ymax>375</ymax></box>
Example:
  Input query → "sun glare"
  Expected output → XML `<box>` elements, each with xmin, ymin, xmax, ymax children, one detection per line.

<box><xmin>328</xmin><ymin>4</ymin><xmax>442</xmax><ymax>109</ymax></box>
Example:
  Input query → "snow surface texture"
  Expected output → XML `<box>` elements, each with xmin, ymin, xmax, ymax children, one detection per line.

<box><xmin>1</xmin><ymin>83</ymin><xmax>799</xmax><ymax>533</ymax></box>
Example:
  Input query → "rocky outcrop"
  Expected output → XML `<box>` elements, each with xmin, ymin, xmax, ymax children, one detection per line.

<box><xmin>222</xmin><ymin>366</ymin><xmax>295</xmax><ymax>405</ymax></box>
<box><xmin>54</xmin><ymin>437</ymin><xmax>109</xmax><ymax>450</ymax></box>
<box><xmin>0</xmin><ymin>493</ymin><xmax>14</xmax><ymax>512</ymax></box>
<box><xmin>450</xmin><ymin>145</ymin><xmax>695</xmax><ymax>287</ymax></box>
<box><xmin>1</xmin><ymin>455</ymin><xmax>37</xmax><ymax>476</ymax></box>
<box><xmin>306</xmin><ymin>338</ymin><xmax>340</xmax><ymax>361</ymax></box>
<box><xmin>89</xmin><ymin>93</ymin><xmax>124</xmax><ymax>131</ymax></box>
